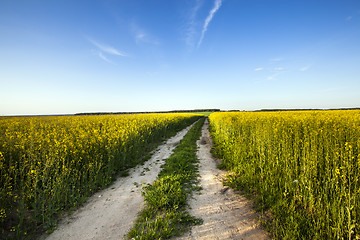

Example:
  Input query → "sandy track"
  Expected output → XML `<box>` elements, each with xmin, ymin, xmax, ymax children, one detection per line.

<box><xmin>175</xmin><ymin>119</ymin><xmax>269</xmax><ymax>240</ymax></box>
<box><xmin>45</xmin><ymin>123</ymin><xmax>195</xmax><ymax>240</ymax></box>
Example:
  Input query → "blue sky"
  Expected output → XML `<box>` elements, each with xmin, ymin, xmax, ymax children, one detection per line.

<box><xmin>1</xmin><ymin>0</ymin><xmax>360</xmax><ymax>115</ymax></box>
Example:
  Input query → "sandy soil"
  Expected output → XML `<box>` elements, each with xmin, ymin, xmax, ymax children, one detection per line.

<box><xmin>45</xmin><ymin>123</ymin><xmax>195</xmax><ymax>240</ymax></box>
<box><xmin>174</xmin><ymin>119</ymin><xmax>269</xmax><ymax>240</ymax></box>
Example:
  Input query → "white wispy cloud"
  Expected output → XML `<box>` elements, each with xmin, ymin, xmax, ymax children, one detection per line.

<box><xmin>131</xmin><ymin>22</ymin><xmax>159</xmax><ymax>45</ymax></box>
<box><xmin>254</xmin><ymin>67</ymin><xmax>264</xmax><ymax>71</ymax></box>
<box><xmin>98</xmin><ymin>51</ymin><xmax>114</xmax><ymax>64</ymax></box>
<box><xmin>197</xmin><ymin>0</ymin><xmax>223</xmax><ymax>48</ymax></box>
<box><xmin>87</xmin><ymin>37</ymin><xmax>127</xmax><ymax>64</ymax></box>
<box><xmin>88</xmin><ymin>39</ymin><xmax>127</xmax><ymax>57</ymax></box>
<box><xmin>269</xmin><ymin>57</ymin><xmax>282</xmax><ymax>63</ymax></box>
<box><xmin>267</xmin><ymin>72</ymin><xmax>281</xmax><ymax>81</ymax></box>
<box><xmin>300</xmin><ymin>65</ymin><xmax>311</xmax><ymax>72</ymax></box>
<box><xmin>189</xmin><ymin>0</ymin><xmax>203</xmax><ymax>21</ymax></box>
<box><xmin>266</xmin><ymin>67</ymin><xmax>284</xmax><ymax>80</ymax></box>
<box><xmin>184</xmin><ymin>0</ymin><xmax>203</xmax><ymax>48</ymax></box>
<box><xmin>136</xmin><ymin>32</ymin><xmax>146</xmax><ymax>42</ymax></box>
<box><xmin>346</xmin><ymin>16</ymin><xmax>353</xmax><ymax>21</ymax></box>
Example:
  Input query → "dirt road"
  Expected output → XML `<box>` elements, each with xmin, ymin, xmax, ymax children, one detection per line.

<box><xmin>45</xmin><ymin>119</ymin><xmax>268</xmax><ymax>240</ymax></box>
<box><xmin>45</xmin><ymin>123</ymin><xmax>195</xmax><ymax>240</ymax></box>
<box><xmin>175</xmin><ymin>119</ymin><xmax>269</xmax><ymax>240</ymax></box>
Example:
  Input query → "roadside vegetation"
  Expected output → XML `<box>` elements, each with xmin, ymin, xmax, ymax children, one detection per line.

<box><xmin>191</xmin><ymin>112</ymin><xmax>214</xmax><ymax>117</ymax></box>
<box><xmin>209</xmin><ymin>110</ymin><xmax>360</xmax><ymax>239</ymax></box>
<box><xmin>0</xmin><ymin>113</ymin><xmax>201</xmax><ymax>239</ymax></box>
<box><xmin>128</xmin><ymin>117</ymin><xmax>205</xmax><ymax>239</ymax></box>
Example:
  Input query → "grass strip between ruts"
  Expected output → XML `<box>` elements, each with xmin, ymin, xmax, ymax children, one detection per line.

<box><xmin>127</xmin><ymin>117</ymin><xmax>205</xmax><ymax>239</ymax></box>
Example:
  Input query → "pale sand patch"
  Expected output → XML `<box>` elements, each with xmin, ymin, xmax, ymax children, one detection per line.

<box><xmin>174</xmin><ymin>119</ymin><xmax>269</xmax><ymax>240</ymax></box>
<box><xmin>44</xmin><ymin>123</ymin><xmax>195</xmax><ymax>240</ymax></box>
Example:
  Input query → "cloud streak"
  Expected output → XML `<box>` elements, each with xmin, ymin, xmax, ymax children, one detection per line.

<box><xmin>131</xmin><ymin>22</ymin><xmax>159</xmax><ymax>45</ymax></box>
<box><xmin>267</xmin><ymin>72</ymin><xmax>281</xmax><ymax>81</ymax></box>
<box><xmin>89</xmin><ymin>39</ymin><xmax>127</xmax><ymax>57</ymax></box>
<box><xmin>97</xmin><ymin>51</ymin><xmax>114</xmax><ymax>64</ymax></box>
<box><xmin>197</xmin><ymin>0</ymin><xmax>223</xmax><ymax>48</ymax></box>
<box><xmin>300</xmin><ymin>65</ymin><xmax>311</xmax><ymax>72</ymax></box>
<box><xmin>184</xmin><ymin>0</ymin><xmax>203</xmax><ymax>48</ymax></box>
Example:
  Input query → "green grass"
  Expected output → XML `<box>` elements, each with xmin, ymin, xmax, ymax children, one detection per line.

<box><xmin>192</xmin><ymin>112</ymin><xmax>213</xmax><ymax>117</ymax></box>
<box><xmin>127</xmin><ymin>118</ymin><xmax>205</xmax><ymax>239</ymax></box>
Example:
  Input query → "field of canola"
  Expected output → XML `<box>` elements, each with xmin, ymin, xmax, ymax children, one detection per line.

<box><xmin>0</xmin><ymin>113</ymin><xmax>201</xmax><ymax>238</ymax></box>
<box><xmin>209</xmin><ymin>110</ymin><xmax>360</xmax><ymax>239</ymax></box>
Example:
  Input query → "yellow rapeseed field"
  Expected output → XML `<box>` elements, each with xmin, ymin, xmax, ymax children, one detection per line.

<box><xmin>209</xmin><ymin>110</ymin><xmax>360</xmax><ymax>239</ymax></box>
<box><xmin>0</xmin><ymin>113</ymin><xmax>201</xmax><ymax>238</ymax></box>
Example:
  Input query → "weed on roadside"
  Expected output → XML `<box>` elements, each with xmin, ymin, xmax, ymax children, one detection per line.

<box><xmin>128</xmin><ymin>118</ymin><xmax>205</xmax><ymax>239</ymax></box>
